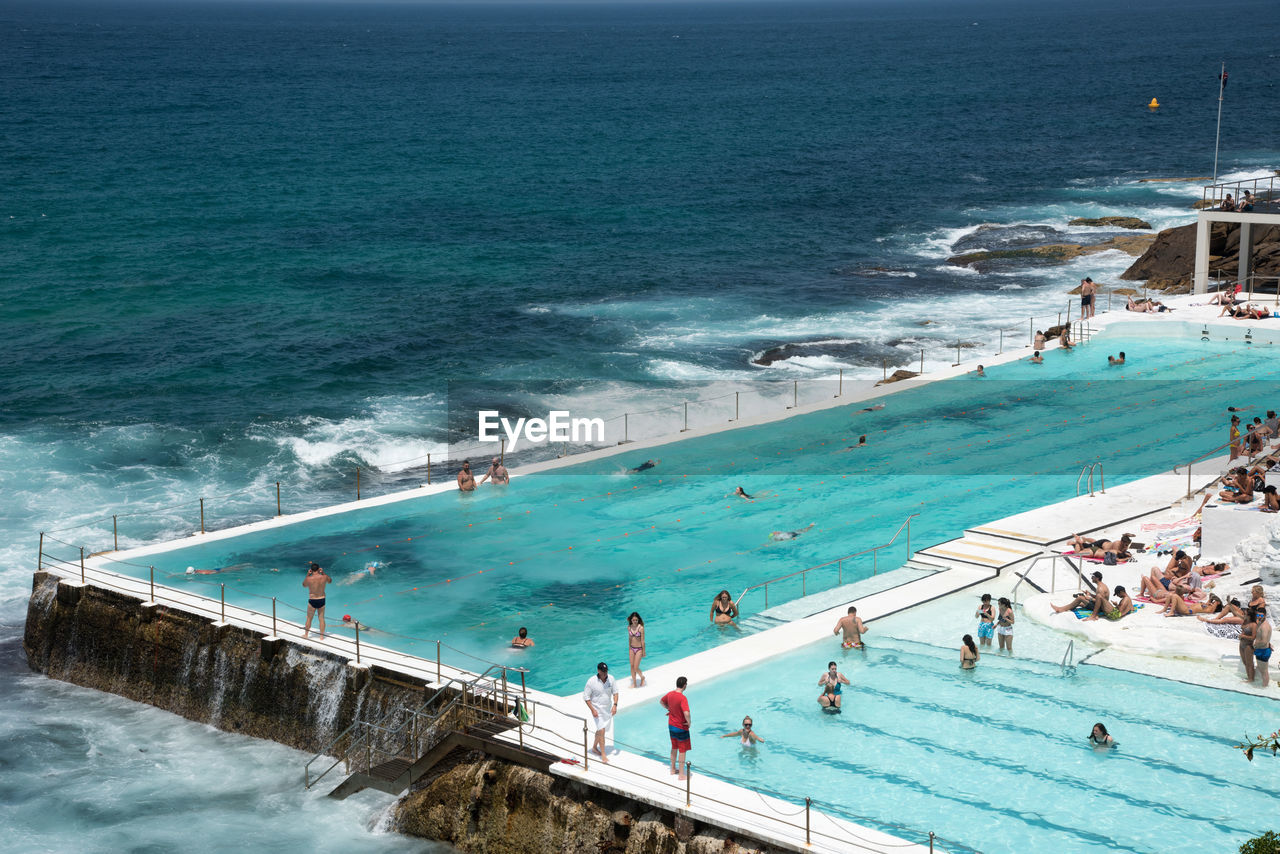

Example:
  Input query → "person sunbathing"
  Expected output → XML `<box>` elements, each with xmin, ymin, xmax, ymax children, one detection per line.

<box><xmin>1138</xmin><ymin>554</ymin><xmax>1194</xmax><ymax>600</ymax></box>
<box><xmin>1200</xmin><ymin>598</ymin><xmax>1246</xmax><ymax>625</ymax></box>
<box><xmin>1127</xmin><ymin>296</ymin><xmax>1153</xmax><ymax>313</ymax></box>
<box><xmin>1068</xmin><ymin>532</ymin><xmax>1133</xmax><ymax>557</ymax></box>
<box><xmin>1161</xmin><ymin>592</ymin><xmax>1222</xmax><ymax>617</ymax></box>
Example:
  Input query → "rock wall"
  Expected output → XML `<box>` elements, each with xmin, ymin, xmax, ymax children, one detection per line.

<box><xmin>394</xmin><ymin>753</ymin><xmax>787</xmax><ymax>854</ymax></box>
<box><xmin>1122</xmin><ymin>222</ymin><xmax>1280</xmax><ymax>292</ymax></box>
<box><xmin>22</xmin><ymin>572</ymin><xmax>426</xmax><ymax>753</ymax></box>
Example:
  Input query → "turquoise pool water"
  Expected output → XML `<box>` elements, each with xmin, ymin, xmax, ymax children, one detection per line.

<box><xmin>614</xmin><ymin>635</ymin><xmax>1279</xmax><ymax>853</ymax></box>
<box><xmin>61</xmin><ymin>334</ymin><xmax>1280</xmax><ymax>692</ymax></box>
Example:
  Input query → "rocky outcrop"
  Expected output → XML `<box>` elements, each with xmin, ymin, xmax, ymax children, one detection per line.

<box><xmin>394</xmin><ymin>754</ymin><xmax>785</xmax><ymax>854</ymax></box>
<box><xmin>877</xmin><ymin>369</ymin><xmax>919</xmax><ymax>385</ymax></box>
<box><xmin>22</xmin><ymin>572</ymin><xmax>425</xmax><ymax>753</ymax></box>
<box><xmin>1068</xmin><ymin>216</ymin><xmax>1152</xmax><ymax>229</ymax></box>
<box><xmin>1121</xmin><ymin>222</ymin><xmax>1280</xmax><ymax>293</ymax></box>
<box><xmin>947</xmin><ymin>234</ymin><xmax>1154</xmax><ymax>272</ymax></box>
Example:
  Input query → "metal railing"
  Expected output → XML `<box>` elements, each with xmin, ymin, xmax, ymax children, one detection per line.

<box><xmin>1061</xmin><ymin>639</ymin><xmax>1075</xmax><ymax>675</ymax></box>
<box><xmin>736</xmin><ymin>514</ymin><xmax>918</xmax><ymax>611</ymax></box>
<box><xmin>1076</xmin><ymin>462</ymin><xmax>1105</xmax><ymax>497</ymax></box>
<box><xmin>1010</xmin><ymin>551</ymin><xmax>1088</xmax><ymax>604</ymax></box>
<box><xmin>1173</xmin><ymin>430</ymin><xmax>1278</xmax><ymax>499</ymax></box>
<box><xmin>1201</xmin><ymin>175</ymin><xmax>1280</xmax><ymax>211</ymax></box>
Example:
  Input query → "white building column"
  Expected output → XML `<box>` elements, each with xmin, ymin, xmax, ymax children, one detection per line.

<box><xmin>1193</xmin><ymin>215</ymin><xmax>1212</xmax><ymax>294</ymax></box>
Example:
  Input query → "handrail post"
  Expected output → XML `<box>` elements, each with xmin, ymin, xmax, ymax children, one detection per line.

<box><xmin>802</xmin><ymin>572</ymin><xmax>806</xmax><ymax>596</ymax></box>
<box><xmin>998</xmin><ymin>327</ymin><xmax>1003</xmax><ymax>355</ymax></box>
<box><xmin>355</xmin><ymin>624</ymin><xmax>361</xmax><ymax>664</ymax></box>
<box><xmin>582</xmin><ymin>721</ymin><xmax>589</xmax><ymax>769</ymax></box>
<box><xmin>276</xmin><ymin>482</ymin><xmax>282</xmax><ymax>516</ymax></box>
<box><xmin>624</xmin><ymin>413</ymin><xmax>630</xmax><ymax>443</ymax></box>
<box><xmin>1187</xmin><ymin>460</ymin><xmax>1192</xmax><ymax>500</ymax></box>
<box><xmin>764</xmin><ymin>582</ymin><xmax>768</xmax><ymax>609</ymax></box>
<box><xmin>906</xmin><ymin>516</ymin><xmax>911</xmax><ymax>557</ymax></box>
<box><xmin>220</xmin><ymin>583</ymin><xmax>225</xmax><ymax>622</ymax></box>
<box><xmin>1098</xmin><ymin>463</ymin><xmax>1105</xmax><ymax>494</ymax></box>
<box><xmin>437</xmin><ymin>640</ymin><xmax>442</xmax><ymax>683</ymax></box>
<box><xmin>793</xmin><ymin>380</ymin><xmax>798</xmax><ymax>409</ymax></box>
<box><xmin>38</xmin><ymin>531</ymin><xmax>44</xmax><ymax>572</ymax></box>
<box><xmin>873</xmin><ymin>549</ymin><xmax>878</xmax><ymax>575</ymax></box>
<box><xmin>682</xmin><ymin>401</ymin><xmax>689</xmax><ymax>432</ymax></box>
<box><xmin>929</xmin><ymin>831</ymin><xmax>935</xmax><ymax>853</ymax></box>
<box><xmin>686</xmin><ymin>762</ymin><xmax>692</xmax><ymax>807</ymax></box>
<box><xmin>80</xmin><ymin>546</ymin><xmax>85</xmax><ymax>583</ymax></box>
<box><xmin>734</xmin><ymin>391</ymin><xmax>739</xmax><ymax>421</ymax></box>
<box><xmin>272</xmin><ymin>596</ymin><xmax>277</xmax><ymax>637</ymax></box>
<box><xmin>1029</xmin><ymin>316</ymin><xmax>1033</xmax><ymax>347</ymax></box>
<box><xmin>149</xmin><ymin>565</ymin><xmax>155</xmax><ymax>603</ymax></box>
<box><xmin>805</xmin><ymin>797</ymin><xmax>811</xmax><ymax>845</ymax></box>
<box><xmin>837</xmin><ymin>559</ymin><xmax>842</xmax><ymax>585</ymax></box>
<box><xmin>356</xmin><ymin>466</ymin><xmax>361</xmax><ymax>500</ymax></box>
<box><xmin>501</xmin><ymin>438</ymin><xmax>505</xmax><ymax>466</ymax></box>
<box><xmin>199</xmin><ymin>498</ymin><xmax>205</xmax><ymax>534</ymax></box>
<box><xmin>919</xmin><ymin>348</ymin><xmax>924</xmax><ymax>375</ymax></box>
<box><xmin>835</xmin><ymin>368</ymin><xmax>842</xmax><ymax>398</ymax></box>
<box><xmin>112</xmin><ymin>515</ymin><xmax>118</xmax><ymax>551</ymax></box>
<box><xmin>427</xmin><ymin>453</ymin><xmax>431</xmax><ymax>485</ymax></box>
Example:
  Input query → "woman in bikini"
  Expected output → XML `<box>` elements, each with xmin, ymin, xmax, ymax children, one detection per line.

<box><xmin>1200</xmin><ymin>597</ymin><xmax>1246</xmax><ymax>625</ymax></box>
<box><xmin>721</xmin><ymin>716</ymin><xmax>765</xmax><ymax>746</ymax></box>
<box><xmin>996</xmin><ymin>598</ymin><xmax>1015</xmax><ymax>652</ymax></box>
<box><xmin>1239</xmin><ymin>610</ymin><xmax>1258</xmax><ymax>683</ymax></box>
<box><xmin>626</xmin><ymin>612</ymin><xmax>646</xmax><ymax>688</ymax></box>
<box><xmin>1087</xmin><ymin>723</ymin><xmax>1115</xmax><ymax>749</ymax></box>
<box><xmin>960</xmin><ymin>634</ymin><xmax>980</xmax><ymax>669</ymax></box>
<box><xmin>710</xmin><ymin>590</ymin><xmax>738</xmax><ymax>625</ymax></box>
<box><xmin>1161</xmin><ymin>592</ymin><xmax>1223</xmax><ymax>618</ymax></box>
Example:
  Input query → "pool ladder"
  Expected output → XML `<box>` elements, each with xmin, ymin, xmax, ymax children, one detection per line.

<box><xmin>1076</xmin><ymin>462</ymin><xmax>1104</xmax><ymax>497</ymax></box>
<box><xmin>1061</xmin><ymin>640</ymin><xmax>1076</xmax><ymax>676</ymax></box>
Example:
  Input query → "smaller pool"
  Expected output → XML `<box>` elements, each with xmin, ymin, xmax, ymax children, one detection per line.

<box><xmin>615</xmin><ymin>632</ymin><xmax>1279</xmax><ymax>853</ymax></box>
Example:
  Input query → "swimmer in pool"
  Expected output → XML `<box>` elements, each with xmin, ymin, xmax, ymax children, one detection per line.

<box><xmin>855</xmin><ymin>404</ymin><xmax>885</xmax><ymax>414</ymax></box>
<box><xmin>733</xmin><ymin>486</ymin><xmax>754</xmax><ymax>500</ymax></box>
<box><xmin>343</xmin><ymin>561</ymin><xmax>381</xmax><ymax>583</ymax></box>
<box><xmin>628</xmin><ymin>459</ymin><xmax>660</xmax><ymax>474</ymax></box>
<box><xmin>838</xmin><ymin>435</ymin><xmax>867</xmax><ymax>452</ymax></box>
<box><xmin>1030</xmin><ymin>351</ymin><xmax>1043</xmax><ymax>364</ymax></box>
<box><xmin>1087</xmin><ymin>722</ymin><xmax>1115</xmax><ymax>749</ymax></box>
<box><xmin>511</xmin><ymin>626</ymin><xmax>534</xmax><ymax>648</ymax></box>
<box><xmin>770</xmin><ymin>523</ymin><xmax>815</xmax><ymax>542</ymax></box>
<box><xmin>833</xmin><ymin>606</ymin><xmax>868</xmax><ymax>649</ymax></box>
<box><xmin>721</xmin><ymin>716</ymin><xmax>765</xmax><ymax>746</ymax></box>
<box><xmin>340</xmin><ymin>614</ymin><xmax>370</xmax><ymax>632</ymax></box>
<box><xmin>817</xmin><ymin>661</ymin><xmax>850</xmax><ymax>710</ymax></box>
<box><xmin>184</xmin><ymin>563</ymin><xmax>252</xmax><ymax>576</ymax></box>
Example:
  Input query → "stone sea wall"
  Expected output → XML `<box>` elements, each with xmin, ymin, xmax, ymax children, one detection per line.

<box><xmin>22</xmin><ymin>571</ymin><xmax>425</xmax><ymax>753</ymax></box>
<box><xmin>23</xmin><ymin>572</ymin><xmax>795</xmax><ymax>854</ymax></box>
<box><xmin>394</xmin><ymin>755</ymin><xmax>787</xmax><ymax>854</ymax></box>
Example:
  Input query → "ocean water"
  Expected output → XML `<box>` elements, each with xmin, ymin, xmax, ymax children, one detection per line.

<box><xmin>3</xmin><ymin>0</ymin><xmax>1279</xmax><ymax>849</ymax></box>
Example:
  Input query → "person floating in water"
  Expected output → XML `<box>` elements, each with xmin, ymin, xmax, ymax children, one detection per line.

<box><xmin>511</xmin><ymin>626</ymin><xmax>534</xmax><ymax>648</ymax></box>
<box><xmin>1087</xmin><ymin>722</ymin><xmax>1115</xmax><ymax>749</ymax></box>
<box><xmin>771</xmin><ymin>523</ymin><xmax>815</xmax><ymax>542</ymax></box>
<box><xmin>1108</xmin><ymin>352</ymin><xmax>1125</xmax><ymax>366</ymax></box>
<box><xmin>628</xmin><ymin>459</ymin><xmax>659</xmax><ymax>474</ymax></box>
<box><xmin>733</xmin><ymin>486</ymin><xmax>754</xmax><ymax>500</ymax></box>
<box><xmin>340</xmin><ymin>614</ymin><xmax>376</xmax><ymax>633</ymax></box>
<box><xmin>855</xmin><ymin>403</ymin><xmax>885</xmax><ymax>414</ymax></box>
<box><xmin>974</xmin><ymin>365</ymin><xmax>985</xmax><ymax>377</ymax></box>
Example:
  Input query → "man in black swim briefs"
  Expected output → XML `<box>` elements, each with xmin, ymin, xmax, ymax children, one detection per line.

<box><xmin>303</xmin><ymin>562</ymin><xmax>332</xmax><ymax>639</ymax></box>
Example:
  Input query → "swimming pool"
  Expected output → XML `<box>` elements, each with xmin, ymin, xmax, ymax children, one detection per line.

<box><xmin>613</xmin><ymin>633</ymin><xmax>1279</xmax><ymax>853</ymax></box>
<box><xmin>70</xmin><ymin>331</ymin><xmax>1280</xmax><ymax>692</ymax></box>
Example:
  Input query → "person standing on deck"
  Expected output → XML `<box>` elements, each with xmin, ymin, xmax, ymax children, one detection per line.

<box><xmin>1253</xmin><ymin>608</ymin><xmax>1273</xmax><ymax>688</ymax></box>
<box><xmin>302</xmin><ymin>562</ymin><xmax>332</xmax><ymax>639</ymax></box>
<box><xmin>1080</xmin><ymin>277</ymin><xmax>1097</xmax><ymax>319</ymax></box>
<box><xmin>583</xmin><ymin>662</ymin><xmax>618</xmax><ymax>763</ymax></box>
<box><xmin>661</xmin><ymin>676</ymin><xmax>692</xmax><ymax>780</ymax></box>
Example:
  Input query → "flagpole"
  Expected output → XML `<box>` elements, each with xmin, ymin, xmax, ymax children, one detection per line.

<box><xmin>1212</xmin><ymin>61</ymin><xmax>1225</xmax><ymax>183</ymax></box>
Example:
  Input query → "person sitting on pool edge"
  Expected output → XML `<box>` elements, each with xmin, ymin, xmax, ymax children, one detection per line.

<box><xmin>817</xmin><ymin>661</ymin><xmax>850</xmax><ymax>711</ymax></box>
<box><xmin>1051</xmin><ymin>571</ymin><xmax>1110</xmax><ymax>618</ymax></box>
<box><xmin>511</xmin><ymin>626</ymin><xmax>534</xmax><ymax>648</ymax></box>
<box><xmin>1108</xmin><ymin>351</ymin><xmax>1125</xmax><ymax>365</ymax></box>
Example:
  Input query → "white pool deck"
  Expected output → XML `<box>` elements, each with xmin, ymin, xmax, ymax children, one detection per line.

<box><xmin>40</xmin><ymin>291</ymin><xmax>1280</xmax><ymax>854</ymax></box>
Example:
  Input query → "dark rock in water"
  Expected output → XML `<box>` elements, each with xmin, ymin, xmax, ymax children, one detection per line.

<box><xmin>951</xmin><ymin>224</ymin><xmax>1064</xmax><ymax>254</ymax></box>
<box><xmin>751</xmin><ymin>340</ymin><xmax>867</xmax><ymax>367</ymax></box>
<box><xmin>1122</xmin><ymin>222</ymin><xmax>1280</xmax><ymax>293</ymax></box>
<box><xmin>949</xmin><ymin>235</ymin><xmax>1155</xmax><ymax>272</ymax></box>
<box><xmin>1068</xmin><ymin>216</ymin><xmax>1152</xmax><ymax>230</ymax></box>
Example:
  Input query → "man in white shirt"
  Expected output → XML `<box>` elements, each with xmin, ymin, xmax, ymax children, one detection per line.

<box><xmin>583</xmin><ymin>661</ymin><xmax>618</xmax><ymax>763</ymax></box>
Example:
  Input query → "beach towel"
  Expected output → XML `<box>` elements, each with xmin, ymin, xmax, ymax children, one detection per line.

<box><xmin>1074</xmin><ymin>603</ymin><xmax>1143</xmax><ymax>620</ymax></box>
<box><xmin>1206</xmin><ymin>623</ymin><xmax>1242</xmax><ymax>640</ymax></box>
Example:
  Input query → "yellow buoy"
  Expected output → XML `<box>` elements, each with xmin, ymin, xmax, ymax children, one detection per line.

<box><xmin>1148</xmin><ymin>98</ymin><xmax>1160</xmax><ymax>109</ymax></box>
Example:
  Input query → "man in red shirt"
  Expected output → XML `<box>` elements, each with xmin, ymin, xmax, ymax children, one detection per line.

<box><xmin>660</xmin><ymin>676</ymin><xmax>692</xmax><ymax>781</ymax></box>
